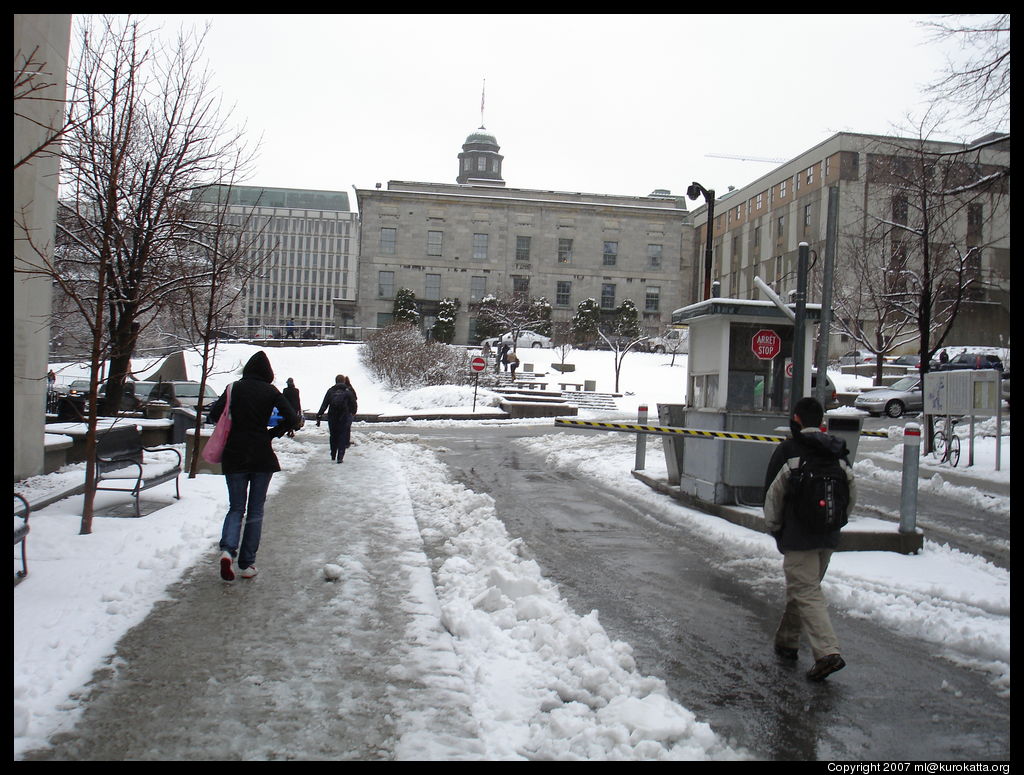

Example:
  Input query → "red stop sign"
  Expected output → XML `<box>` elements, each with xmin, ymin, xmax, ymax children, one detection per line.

<box><xmin>752</xmin><ymin>329</ymin><xmax>781</xmax><ymax>360</ymax></box>
<box><xmin>470</xmin><ymin>356</ymin><xmax>487</xmax><ymax>372</ymax></box>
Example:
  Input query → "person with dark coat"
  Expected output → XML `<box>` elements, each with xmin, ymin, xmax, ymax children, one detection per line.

<box><xmin>316</xmin><ymin>374</ymin><xmax>358</xmax><ymax>463</ymax></box>
<box><xmin>283</xmin><ymin>378</ymin><xmax>303</xmax><ymax>438</ymax></box>
<box><xmin>763</xmin><ymin>396</ymin><xmax>856</xmax><ymax>682</ymax></box>
<box><xmin>206</xmin><ymin>351</ymin><xmax>300</xmax><ymax>581</ymax></box>
<box><xmin>498</xmin><ymin>343</ymin><xmax>511</xmax><ymax>372</ymax></box>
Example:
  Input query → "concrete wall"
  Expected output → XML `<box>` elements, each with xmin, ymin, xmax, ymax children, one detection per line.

<box><xmin>14</xmin><ymin>14</ymin><xmax>72</xmax><ymax>482</ymax></box>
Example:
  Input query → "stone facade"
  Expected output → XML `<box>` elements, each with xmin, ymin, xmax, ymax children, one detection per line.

<box><xmin>354</xmin><ymin>181</ymin><xmax>695</xmax><ymax>344</ymax></box>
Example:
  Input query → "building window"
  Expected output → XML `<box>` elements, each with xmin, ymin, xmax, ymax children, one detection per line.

<box><xmin>754</xmin><ymin>225</ymin><xmax>761</xmax><ymax>247</ymax></box>
<box><xmin>427</xmin><ymin>230</ymin><xmax>443</xmax><ymax>256</ymax></box>
<box><xmin>477</xmin><ymin>156</ymin><xmax>486</xmax><ymax>171</ymax></box>
<box><xmin>473</xmin><ymin>233</ymin><xmax>488</xmax><ymax>260</ymax></box>
<box><xmin>558</xmin><ymin>238</ymin><xmax>573</xmax><ymax>263</ymax></box>
<box><xmin>756</xmin><ymin>192</ymin><xmax>763</xmax><ymax>209</ymax></box>
<box><xmin>380</xmin><ymin>227</ymin><xmax>396</xmax><ymax>255</ymax></box>
<box><xmin>647</xmin><ymin>244</ymin><xmax>663</xmax><ymax>269</ymax></box>
<box><xmin>776</xmin><ymin>215</ymin><xmax>785</xmax><ymax>240</ymax></box>
<box><xmin>601</xmin><ymin>283</ymin><xmax>616</xmax><ymax>309</ymax></box>
<box><xmin>470</xmin><ymin>275</ymin><xmax>486</xmax><ymax>301</ymax></box>
<box><xmin>803</xmin><ymin>204</ymin><xmax>812</xmax><ymax>229</ymax></box>
<box><xmin>603</xmin><ymin>241</ymin><xmax>618</xmax><ymax>266</ymax></box>
<box><xmin>780</xmin><ymin>179</ymin><xmax>787</xmax><ymax>198</ymax></box>
<box><xmin>425</xmin><ymin>273</ymin><xmax>441</xmax><ymax>301</ymax></box>
<box><xmin>806</xmin><ymin>166</ymin><xmax>815</xmax><ymax>185</ymax></box>
<box><xmin>966</xmin><ymin>202</ymin><xmax>983</xmax><ymax>246</ymax></box>
<box><xmin>556</xmin><ymin>280</ymin><xmax>571</xmax><ymax>307</ymax></box>
<box><xmin>512</xmin><ymin>276</ymin><xmax>530</xmax><ymax>297</ymax></box>
<box><xmin>516</xmin><ymin>236</ymin><xmax>531</xmax><ymax>262</ymax></box>
<box><xmin>378</xmin><ymin>270</ymin><xmax>395</xmax><ymax>298</ymax></box>
<box><xmin>463</xmin><ymin>158</ymin><xmax>472</xmax><ymax>171</ymax></box>
<box><xmin>645</xmin><ymin>286</ymin><xmax>660</xmax><ymax>313</ymax></box>
<box><xmin>892</xmin><ymin>194</ymin><xmax>909</xmax><ymax>225</ymax></box>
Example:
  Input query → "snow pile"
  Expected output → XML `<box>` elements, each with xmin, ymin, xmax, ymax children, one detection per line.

<box><xmin>381</xmin><ymin>433</ymin><xmax>749</xmax><ymax>760</ymax></box>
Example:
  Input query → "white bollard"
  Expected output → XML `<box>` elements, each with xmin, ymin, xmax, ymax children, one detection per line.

<box><xmin>899</xmin><ymin>422</ymin><xmax>921</xmax><ymax>534</ymax></box>
<box><xmin>635</xmin><ymin>404</ymin><xmax>648</xmax><ymax>471</ymax></box>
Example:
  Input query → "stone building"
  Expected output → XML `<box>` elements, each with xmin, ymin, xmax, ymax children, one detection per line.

<box><xmin>354</xmin><ymin>128</ymin><xmax>696</xmax><ymax>344</ymax></box>
<box><xmin>687</xmin><ymin>131</ymin><xmax>1010</xmax><ymax>355</ymax></box>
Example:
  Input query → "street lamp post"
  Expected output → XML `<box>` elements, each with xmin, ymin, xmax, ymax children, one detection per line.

<box><xmin>687</xmin><ymin>182</ymin><xmax>716</xmax><ymax>300</ymax></box>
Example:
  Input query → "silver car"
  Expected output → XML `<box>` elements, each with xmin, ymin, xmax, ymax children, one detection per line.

<box><xmin>853</xmin><ymin>376</ymin><xmax>922</xmax><ymax>418</ymax></box>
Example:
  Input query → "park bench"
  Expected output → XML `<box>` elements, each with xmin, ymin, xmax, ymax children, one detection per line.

<box><xmin>558</xmin><ymin>382</ymin><xmax>584</xmax><ymax>392</ymax></box>
<box><xmin>94</xmin><ymin>425</ymin><xmax>182</xmax><ymax>517</ymax></box>
<box><xmin>14</xmin><ymin>494</ymin><xmax>30</xmax><ymax>586</ymax></box>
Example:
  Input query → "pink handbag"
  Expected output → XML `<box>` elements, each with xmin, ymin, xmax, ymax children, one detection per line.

<box><xmin>202</xmin><ymin>383</ymin><xmax>233</xmax><ymax>464</ymax></box>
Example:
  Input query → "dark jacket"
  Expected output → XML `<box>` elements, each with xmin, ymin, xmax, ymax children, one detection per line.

<box><xmin>206</xmin><ymin>351</ymin><xmax>300</xmax><ymax>474</ymax></box>
<box><xmin>762</xmin><ymin>428</ymin><xmax>857</xmax><ymax>552</ymax></box>
<box><xmin>283</xmin><ymin>385</ymin><xmax>301</xmax><ymax>415</ymax></box>
<box><xmin>317</xmin><ymin>383</ymin><xmax>357</xmax><ymax>422</ymax></box>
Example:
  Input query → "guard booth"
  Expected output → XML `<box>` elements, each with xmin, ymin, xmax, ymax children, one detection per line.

<box><xmin>659</xmin><ymin>298</ymin><xmax>821</xmax><ymax>506</ymax></box>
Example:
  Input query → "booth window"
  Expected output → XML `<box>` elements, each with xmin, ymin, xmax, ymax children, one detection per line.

<box><xmin>727</xmin><ymin>322</ymin><xmax>793</xmax><ymax>412</ymax></box>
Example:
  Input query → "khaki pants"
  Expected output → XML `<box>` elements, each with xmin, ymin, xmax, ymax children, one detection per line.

<box><xmin>775</xmin><ymin>549</ymin><xmax>840</xmax><ymax>660</ymax></box>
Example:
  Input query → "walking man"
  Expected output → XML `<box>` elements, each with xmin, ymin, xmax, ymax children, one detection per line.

<box><xmin>316</xmin><ymin>375</ymin><xmax>358</xmax><ymax>463</ymax></box>
<box><xmin>763</xmin><ymin>396</ymin><xmax>856</xmax><ymax>681</ymax></box>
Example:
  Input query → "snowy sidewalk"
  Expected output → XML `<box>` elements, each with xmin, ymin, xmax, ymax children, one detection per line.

<box><xmin>16</xmin><ymin>431</ymin><xmax>746</xmax><ymax>760</ymax></box>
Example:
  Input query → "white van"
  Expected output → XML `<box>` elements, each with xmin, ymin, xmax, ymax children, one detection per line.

<box><xmin>648</xmin><ymin>328</ymin><xmax>689</xmax><ymax>354</ymax></box>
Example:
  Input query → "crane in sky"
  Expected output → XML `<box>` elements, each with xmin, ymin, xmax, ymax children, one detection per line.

<box><xmin>705</xmin><ymin>153</ymin><xmax>787</xmax><ymax>164</ymax></box>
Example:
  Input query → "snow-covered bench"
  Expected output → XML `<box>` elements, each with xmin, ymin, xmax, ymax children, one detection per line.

<box><xmin>94</xmin><ymin>425</ymin><xmax>181</xmax><ymax>518</ymax></box>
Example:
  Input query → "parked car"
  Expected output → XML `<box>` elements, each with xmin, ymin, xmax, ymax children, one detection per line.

<box><xmin>63</xmin><ymin>378</ymin><xmax>149</xmax><ymax>411</ymax></box>
<box><xmin>144</xmin><ymin>380</ymin><xmax>220</xmax><ymax>409</ymax></box>
<box><xmin>481</xmin><ymin>330</ymin><xmax>553</xmax><ymax>349</ymax></box>
<box><xmin>891</xmin><ymin>354</ymin><xmax>921</xmax><ymax>370</ymax></box>
<box><xmin>647</xmin><ymin>328</ymin><xmax>689</xmax><ymax>354</ymax></box>
<box><xmin>838</xmin><ymin>350</ymin><xmax>893</xmax><ymax>366</ymax></box>
<box><xmin>934</xmin><ymin>351</ymin><xmax>1006</xmax><ymax>375</ymax></box>
<box><xmin>853</xmin><ymin>376</ymin><xmax>923</xmax><ymax>418</ymax></box>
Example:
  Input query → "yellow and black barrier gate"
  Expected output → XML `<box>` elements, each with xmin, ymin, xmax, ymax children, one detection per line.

<box><xmin>553</xmin><ymin>418</ymin><xmax>787</xmax><ymax>443</ymax></box>
<box><xmin>553</xmin><ymin>418</ymin><xmax>891</xmax><ymax>442</ymax></box>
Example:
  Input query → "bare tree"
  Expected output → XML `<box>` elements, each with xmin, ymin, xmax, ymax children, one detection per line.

<box><xmin>15</xmin><ymin>15</ymin><xmax>256</xmax><ymax>533</ymax></box>
<box><xmin>475</xmin><ymin>294</ymin><xmax>552</xmax><ymax>351</ymax></box>
<box><xmin>173</xmin><ymin>181</ymin><xmax>270</xmax><ymax>478</ymax></box>
<box><xmin>832</xmin><ymin>236</ymin><xmax>920</xmax><ymax>384</ymax></box>
<box><xmin>921</xmin><ymin>14</ymin><xmax>1010</xmax><ymax>130</ymax></box>
<box><xmin>60</xmin><ymin>15</ymin><xmax>254</xmax><ymax>418</ymax></box>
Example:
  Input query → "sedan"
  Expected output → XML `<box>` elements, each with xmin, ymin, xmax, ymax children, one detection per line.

<box><xmin>482</xmin><ymin>330</ymin><xmax>553</xmax><ymax>349</ymax></box>
<box><xmin>839</xmin><ymin>350</ymin><xmax>893</xmax><ymax>366</ymax></box>
<box><xmin>853</xmin><ymin>376</ymin><xmax>923</xmax><ymax>418</ymax></box>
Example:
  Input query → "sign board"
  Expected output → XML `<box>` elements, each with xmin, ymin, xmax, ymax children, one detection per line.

<box><xmin>923</xmin><ymin>369</ymin><xmax>1001</xmax><ymax>417</ymax></box>
<box><xmin>470</xmin><ymin>356</ymin><xmax>487</xmax><ymax>373</ymax></box>
<box><xmin>751</xmin><ymin>329</ymin><xmax>781</xmax><ymax>360</ymax></box>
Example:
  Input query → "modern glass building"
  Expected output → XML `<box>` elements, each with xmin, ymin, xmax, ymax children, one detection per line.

<box><xmin>196</xmin><ymin>185</ymin><xmax>359</xmax><ymax>337</ymax></box>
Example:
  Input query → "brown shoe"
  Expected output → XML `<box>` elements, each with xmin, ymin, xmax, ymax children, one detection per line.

<box><xmin>807</xmin><ymin>653</ymin><xmax>846</xmax><ymax>681</ymax></box>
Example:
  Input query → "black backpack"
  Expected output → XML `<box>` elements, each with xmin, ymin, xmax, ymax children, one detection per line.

<box><xmin>329</xmin><ymin>386</ymin><xmax>354</xmax><ymax>415</ymax></box>
<box><xmin>783</xmin><ymin>452</ymin><xmax>850</xmax><ymax>534</ymax></box>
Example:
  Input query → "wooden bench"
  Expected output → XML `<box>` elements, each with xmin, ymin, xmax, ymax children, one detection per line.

<box><xmin>14</xmin><ymin>494</ymin><xmax>29</xmax><ymax>586</ymax></box>
<box><xmin>94</xmin><ymin>425</ymin><xmax>182</xmax><ymax>517</ymax></box>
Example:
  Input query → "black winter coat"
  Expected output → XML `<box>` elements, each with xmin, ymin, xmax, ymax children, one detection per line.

<box><xmin>206</xmin><ymin>351</ymin><xmax>300</xmax><ymax>474</ymax></box>
<box><xmin>317</xmin><ymin>384</ymin><xmax>357</xmax><ymax>422</ymax></box>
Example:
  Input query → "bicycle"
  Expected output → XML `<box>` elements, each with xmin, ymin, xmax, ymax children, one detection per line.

<box><xmin>931</xmin><ymin>416</ymin><xmax>961</xmax><ymax>467</ymax></box>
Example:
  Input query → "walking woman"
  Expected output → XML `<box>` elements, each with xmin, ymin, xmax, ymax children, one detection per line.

<box><xmin>316</xmin><ymin>374</ymin><xmax>358</xmax><ymax>463</ymax></box>
<box><xmin>206</xmin><ymin>351</ymin><xmax>300</xmax><ymax>581</ymax></box>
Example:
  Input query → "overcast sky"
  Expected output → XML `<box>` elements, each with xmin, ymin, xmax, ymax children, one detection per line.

<box><xmin>102</xmin><ymin>13</ymin><xmax>999</xmax><ymax>208</ymax></box>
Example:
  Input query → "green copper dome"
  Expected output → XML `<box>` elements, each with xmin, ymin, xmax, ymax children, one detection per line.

<box><xmin>465</xmin><ymin>129</ymin><xmax>498</xmax><ymax>146</ymax></box>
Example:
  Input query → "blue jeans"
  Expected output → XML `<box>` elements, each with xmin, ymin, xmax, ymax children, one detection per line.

<box><xmin>220</xmin><ymin>472</ymin><xmax>273</xmax><ymax>569</ymax></box>
<box><xmin>328</xmin><ymin>415</ymin><xmax>353</xmax><ymax>461</ymax></box>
